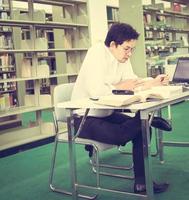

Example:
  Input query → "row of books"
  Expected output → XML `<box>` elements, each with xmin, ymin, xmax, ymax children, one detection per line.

<box><xmin>21</xmin><ymin>59</ymin><xmax>50</xmax><ymax>77</ymax></box>
<box><xmin>144</xmin><ymin>14</ymin><xmax>189</xmax><ymax>30</ymax></box>
<box><xmin>106</xmin><ymin>6</ymin><xmax>119</xmax><ymax>22</ymax></box>
<box><xmin>0</xmin><ymin>92</ymin><xmax>53</xmax><ymax>111</ymax></box>
<box><xmin>0</xmin><ymin>11</ymin><xmax>9</xmax><ymax>19</ymax></box>
<box><xmin>143</xmin><ymin>2</ymin><xmax>187</xmax><ymax>13</ymax></box>
<box><xmin>0</xmin><ymin>93</ymin><xmax>17</xmax><ymax>111</ymax></box>
<box><xmin>0</xmin><ymin>54</ymin><xmax>14</xmax><ymax>67</ymax></box>
<box><xmin>0</xmin><ymin>35</ymin><xmax>12</xmax><ymax>48</ymax></box>
<box><xmin>25</xmin><ymin>80</ymin><xmax>55</xmax><ymax>95</ymax></box>
<box><xmin>0</xmin><ymin>82</ymin><xmax>16</xmax><ymax>92</ymax></box>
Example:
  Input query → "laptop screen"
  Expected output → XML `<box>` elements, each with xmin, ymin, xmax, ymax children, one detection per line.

<box><xmin>172</xmin><ymin>57</ymin><xmax>189</xmax><ymax>83</ymax></box>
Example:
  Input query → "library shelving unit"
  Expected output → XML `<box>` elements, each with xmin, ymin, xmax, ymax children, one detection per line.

<box><xmin>143</xmin><ymin>0</ymin><xmax>189</xmax><ymax>77</ymax></box>
<box><xmin>119</xmin><ymin>0</ymin><xmax>189</xmax><ymax>79</ymax></box>
<box><xmin>0</xmin><ymin>0</ymin><xmax>22</xmax><ymax>132</ymax></box>
<box><xmin>0</xmin><ymin>0</ymin><xmax>89</xmax><ymax>152</ymax></box>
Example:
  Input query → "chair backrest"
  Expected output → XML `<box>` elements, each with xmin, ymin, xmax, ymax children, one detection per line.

<box><xmin>54</xmin><ymin>83</ymin><xmax>75</xmax><ymax>122</ymax></box>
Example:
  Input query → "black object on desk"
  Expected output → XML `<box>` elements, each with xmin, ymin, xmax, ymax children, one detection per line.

<box><xmin>112</xmin><ymin>89</ymin><xmax>134</xmax><ymax>95</ymax></box>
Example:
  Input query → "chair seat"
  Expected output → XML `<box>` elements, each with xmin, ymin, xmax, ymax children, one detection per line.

<box><xmin>58</xmin><ymin>133</ymin><xmax>116</xmax><ymax>151</ymax></box>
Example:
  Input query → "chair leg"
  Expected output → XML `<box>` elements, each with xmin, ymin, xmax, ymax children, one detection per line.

<box><xmin>49</xmin><ymin>139</ymin><xmax>98</xmax><ymax>199</ymax></box>
<box><xmin>49</xmin><ymin>137</ymin><xmax>59</xmax><ymax>188</ymax></box>
<box><xmin>90</xmin><ymin>147</ymin><xmax>134</xmax><ymax>180</ymax></box>
<box><xmin>117</xmin><ymin>146</ymin><xmax>132</xmax><ymax>156</ymax></box>
<box><xmin>151</xmin><ymin>129</ymin><xmax>160</xmax><ymax>157</ymax></box>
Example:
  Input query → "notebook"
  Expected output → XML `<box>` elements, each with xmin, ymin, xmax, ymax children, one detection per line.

<box><xmin>171</xmin><ymin>57</ymin><xmax>189</xmax><ymax>86</ymax></box>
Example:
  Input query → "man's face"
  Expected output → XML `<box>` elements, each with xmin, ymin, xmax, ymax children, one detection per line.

<box><xmin>109</xmin><ymin>39</ymin><xmax>137</xmax><ymax>63</ymax></box>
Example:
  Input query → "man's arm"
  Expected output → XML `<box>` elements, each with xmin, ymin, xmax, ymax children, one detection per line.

<box><xmin>113</xmin><ymin>74</ymin><xmax>169</xmax><ymax>92</ymax></box>
<box><xmin>113</xmin><ymin>79</ymin><xmax>141</xmax><ymax>90</ymax></box>
<box><xmin>134</xmin><ymin>74</ymin><xmax>169</xmax><ymax>92</ymax></box>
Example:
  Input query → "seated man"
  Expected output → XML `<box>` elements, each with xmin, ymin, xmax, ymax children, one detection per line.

<box><xmin>71</xmin><ymin>22</ymin><xmax>170</xmax><ymax>194</ymax></box>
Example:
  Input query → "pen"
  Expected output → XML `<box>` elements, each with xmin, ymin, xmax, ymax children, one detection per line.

<box><xmin>89</xmin><ymin>97</ymin><xmax>99</xmax><ymax>101</ymax></box>
<box><xmin>160</xmin><ymin>75</ymin><xmax>168</xmax><ymax>82</ymax></box>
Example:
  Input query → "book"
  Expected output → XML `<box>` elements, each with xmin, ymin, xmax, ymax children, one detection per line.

<box><xmin>95</xmin><ymin>86</ymin><xmax>183</xmax><ymax>107</ymax></box>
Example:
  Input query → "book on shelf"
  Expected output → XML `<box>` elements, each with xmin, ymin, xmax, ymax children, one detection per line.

<box><xmin>21</xmin><ymin>37</ymin><xmax>48</xmax><ymax>50</ymax></box>
<box><xmin>95</xmin><ymin>86</ymin><xmax>183</xmax><ymax>107</ymax></box>
<box><xmin>0</xmin><ymin>95</ymin><xmax>6</xmax><ymax>111</ymax></box>
<box><xmin>35</xmin><ymin>37</ymin><xmax>48</xmax><ymax>50</ymax></box>
<box><xmin>37</xmin><ymin>64</ymin><xmax>49</xmax><ymax>76</ymax></box>
<box><xmin>21</xmin><ymin>58</ymin><xmax>35</xmax><ymax>77</ymax></box>
<box><xmin>24</xmin><ymin>94</ymin><xmax>52</xmax><ymax>107</ymax></box>
<box><xmin>0</xmin><ymin>93</ymin><xmax>10</xmax><ymax>111</ymax></box>
<box><xmin>21</xmin><ymin>58</ymin><xmax>50</xmax><ymax>78</ymax></box>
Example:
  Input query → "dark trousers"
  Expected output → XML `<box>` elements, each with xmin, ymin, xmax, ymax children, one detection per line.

<box><xmin>74</xmin><ymin>111</ymin><xmax>146</xmax><ymax>184</ymax></box>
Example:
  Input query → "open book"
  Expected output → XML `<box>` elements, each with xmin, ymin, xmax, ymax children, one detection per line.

<box><xmin>95</xmin><ymin>86</ymin><xmax>183</xmax><ymax>107</ymax></box>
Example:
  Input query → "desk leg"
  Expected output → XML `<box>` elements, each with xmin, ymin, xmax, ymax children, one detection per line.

<box><xmin>157</xmin><ymin>109</ymin><xmax>165</xmax><ymax>164</ymax></box>
<box><xmin>141</xmin><ymin>118</ymin><xmax>154</xmax><ymax>199</ymax></box>
<box><xmin>158</xmin><ymin>129</ymin><xmax>164</xmax><ymax>163</ymax></box>
<box><xmin>67</xmin><ymin>115</ymin><xmax>78</xmax><ymax>200</ymax></box>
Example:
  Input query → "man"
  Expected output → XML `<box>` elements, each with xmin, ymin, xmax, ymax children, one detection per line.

<box><xmin>71</xmin><ymin>23</ymin><xmax>169</xmax><ymax>194</ymax></box>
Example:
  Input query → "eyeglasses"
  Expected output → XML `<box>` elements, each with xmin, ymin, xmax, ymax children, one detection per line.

<box><xmin>120</xmin><ymin>45</ymin><xmax>136</xmax><ymax>54</ymax></box>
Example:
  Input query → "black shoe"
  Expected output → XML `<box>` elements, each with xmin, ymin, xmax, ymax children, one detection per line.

<box><xmin>151</xmin><ymin>117</ymin><xmax>172</xmax><ymax>132</ymax></box>
<box><xmin>85</xmin><ymin>145</ymin><xmax>93</xmax><ymax>157</ymax></box>
<box><xmin>134</xmin><ymin>182</ymin><xmax>169</xmax><ymax>194</ymax></box>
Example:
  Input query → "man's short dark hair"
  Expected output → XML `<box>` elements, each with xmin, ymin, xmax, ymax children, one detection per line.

<box><xmin>104</xmin><ymin>23</ymin><xmax>139</xmax><ymax>47</ymax></box>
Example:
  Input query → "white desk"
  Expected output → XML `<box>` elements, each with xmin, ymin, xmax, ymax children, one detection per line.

<box><xmin>57</xmin><ymin>91</ymin><xmax>189</xmax><ymax>200</ymax></box>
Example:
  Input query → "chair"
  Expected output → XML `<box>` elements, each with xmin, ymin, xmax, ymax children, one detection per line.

<box><xmin>49</xmin><ymin>83</ymin><xmax>134</xmax><ymax>199</ymax></box>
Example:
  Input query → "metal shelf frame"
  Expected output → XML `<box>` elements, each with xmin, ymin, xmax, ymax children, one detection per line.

<box><xmin>0</xmin><ymin>73</ymin><xmax>78</xmax><ymax>83</ymax></box>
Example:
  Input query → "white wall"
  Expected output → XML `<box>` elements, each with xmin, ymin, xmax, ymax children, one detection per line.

<box><xmin>87</xmin><ymin>0</ymin><xmax>108</xmax><ymax>45</ymax></box>
<box><xmin>88</xmin><ymin>0</ymin><xmax>120</xmax><ymax>45</ymax></box>
<box><xmin>106</xmin><ymin>0</ymin><xmax>119</xmax><ymax>7</ymax></box>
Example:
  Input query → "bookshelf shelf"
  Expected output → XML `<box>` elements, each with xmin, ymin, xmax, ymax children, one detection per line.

<box><xmin>144</xmin><ymin>26</ymin><xmax>189</xmax><ymax>34</ymax></box>
<box><xmin>144</xmin><ymin>7</ymin><xmax>189</xmax><ymax>19</ymax></box>
<box><xmin>163</xmin><ymin>0</ymin><xmax>188</xmax><ymax>5</ymax></box>
<box><xmin>0</xmin><ymin>73</ymin><xmax>78</xmax><ymax>83</ymax></box>
<box><xmin>0</xmin><ymin>105</ymin><xmax>52</xmax><ymax>118</ymax></box>
<box><xmin>13</xmin><ymin>0</ymin><xmax>87</xmax><ymax>5</ymax></box>
<box><xmin>0</xmin><ymin>19</ymin><xmax>88</xmax><ymax>28</ymax></box>
<box><xmin>0</xmin><ymin>123</ymin><xmax>58</xmax><ymax>151</ymax></box>
<box><xmin>0</xmin><ymin>130</ymin><xmax>54</xmax><ymax>151</ymax></box>
<box><xmin>0</xmin><ymin>47</ymin><xmax>88</xmax><ymax>53</ymax></box>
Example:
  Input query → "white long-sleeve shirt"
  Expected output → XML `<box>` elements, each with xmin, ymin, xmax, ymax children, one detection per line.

<box><xmin>71</xmin><ymin>42</ymin><xmax>138</xmax><ymax>117</ymax></box>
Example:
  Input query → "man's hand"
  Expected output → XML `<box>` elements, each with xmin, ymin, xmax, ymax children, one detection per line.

<box><xmin>137</xmin><ymin>74</ymin><xmax>169</xmax><ymax>90</ymax></box>
<box><xmin>154</xmin><ymin>74</ymin><xmax>169</xmax><ymax>85</ymax></box>
<box><xmin>114</xmin><ymin>74</ymin><xmax>169</xmax><ymax>92</ymax></box>
<box><xmin>114</xmin><ymin>79</ymin><xmax>143</xmax><ymax>91</ymax></box>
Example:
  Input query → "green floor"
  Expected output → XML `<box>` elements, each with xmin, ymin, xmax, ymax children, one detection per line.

<box><xmin>1</xmin><ymin>101</ymin><xmax>189</xmax><ymax>200</ymax></box>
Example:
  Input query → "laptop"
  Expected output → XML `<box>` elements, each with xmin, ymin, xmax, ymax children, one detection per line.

<box><xmin>170</xmin><ymin>57</ymin><xmax>189</xmax><ymax>87</ymax></box>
